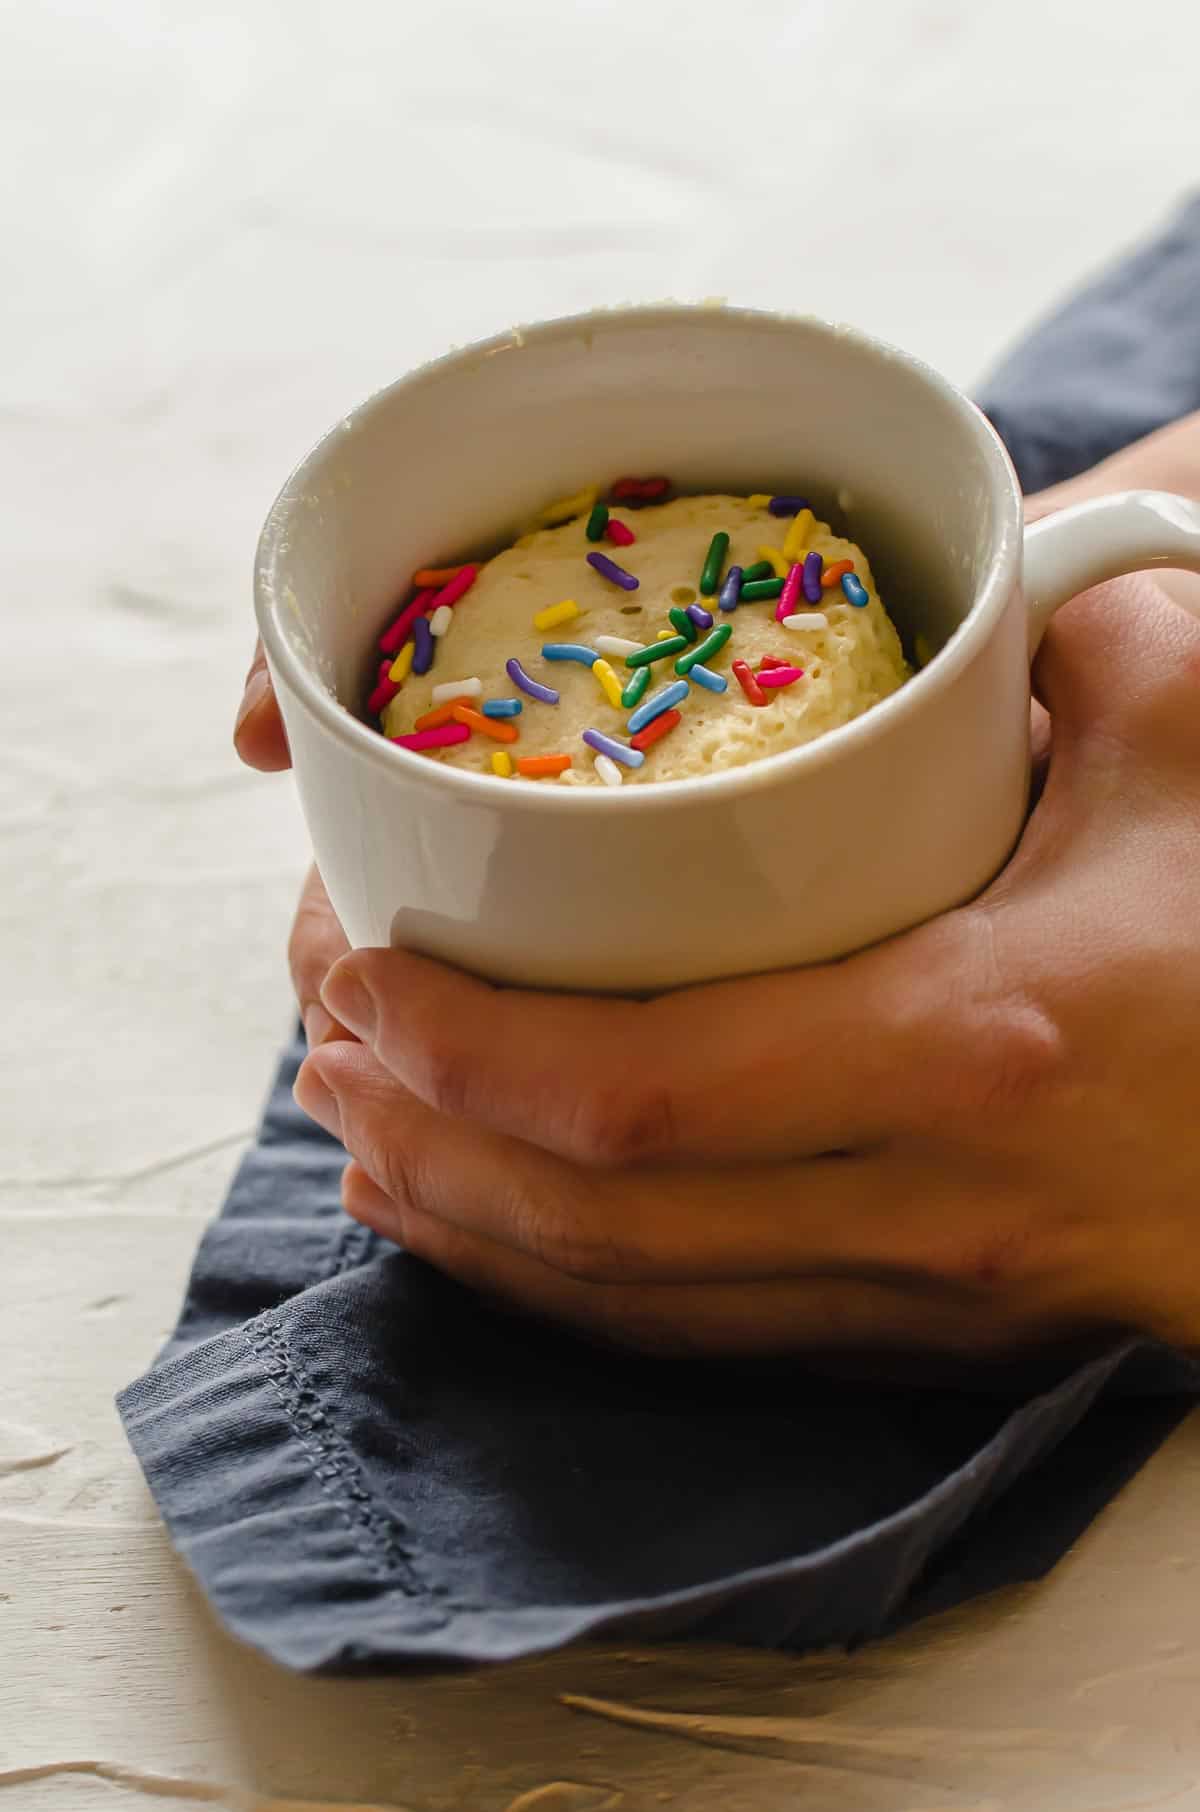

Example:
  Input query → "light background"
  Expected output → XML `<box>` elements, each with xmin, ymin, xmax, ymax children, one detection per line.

<box><xmin>3</xmin><ymin>3</ymin><xmax>1200</xmax><ymax>1805</ymax></box>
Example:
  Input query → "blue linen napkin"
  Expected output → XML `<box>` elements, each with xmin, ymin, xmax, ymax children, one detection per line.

<box><xmin>119</xmin><ymin>197</ymin><xmax>1200</xmax><ymax>1670</ymax></box>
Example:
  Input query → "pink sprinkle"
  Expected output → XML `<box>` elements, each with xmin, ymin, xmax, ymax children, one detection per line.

<box><xmin>428</xmin><ymin>564</ymin><xmax>479</xmax><ymax>610</ymax></box>
<box><xmin>379</xmin><ymin>588</ymin><xmax>437</xmax><ymax>654</ymax></box>
<box><xmin>605</xmin><ymin>518</ymin><xmax>636</xmax><ymax>547</ymax></box>
<box><xmin>776</xmin><ymin>562</ymin><xmax>804</xmax><ymax>623</ymax></box>
<box><xmin>390</xmin><ymin>723</ymin><xmax>472</xmax><ymax>751</ymax></box>
<box><xmin>757</xmin><ymin>666</ymin><xmax>805</xmax><ymax>690</ymax></box>
<box><xmin>367</xmin><ymin>676</ymin><xmax>401</xmax><ymax>716</ymax></box>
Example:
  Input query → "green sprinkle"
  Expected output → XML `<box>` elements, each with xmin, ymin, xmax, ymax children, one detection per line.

<box><xmin>668</xmin><ymin>606</ymin><xmax>698</xmax><ymax>642</ymax></box>
<box><xmin>624</xmin><ymin>634</ymin><xmax>690</xmax><ymax>668</ymax></box>
<box><xmin>699</xmin><ymin>531</ymin><xmax>730</xmax><ymax>596</ymax></box>
<box><xmin>740</xmin><ymin>577</ymin><xmax>786</xmax><ymax>602</ymax></box>
<box><xmin>675</xmin><ymin>622</ymin><xmax>732</xmax><ymax>675</ymax></box>
<box><xmin>740</xmin><ymin>560</ymin><xmax>773</xmax><ymax>585</ymax></box>
<box><xmin>585</xmin><ymin>502</ymin><xmax>609</xmax><ymax>542</ymax></box>
<box><xmin>620</xmin><ymin>665</ymin><xmax>651</xmax><ymax>708</ymax></box>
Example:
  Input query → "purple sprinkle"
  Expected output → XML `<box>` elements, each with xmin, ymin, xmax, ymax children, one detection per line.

<box><xmin>506</xmin><ymin>656</ymin><xmax>559</xmax><ymax>704</ymax></box>
<box><xmin>768</xmin><ymin>495</ymin><xmax>808</xmax><ymax>517</ymax></box>
<box><xmin>718</xmin><ymin>565</ymin><xmax>744</xmax><ymax>613</ymax></box>
<box><xmin>686</xmin><ymin>602</ymin><xmax>714</xmax><ymax>630</ymax></box>
<box><xmin>802</xmin><ymin>550</ymin><xmax>824</xmax><ymax>603</ymax></box>
<box><xmin>411</xmin><ymin>615</ymin><xmax>435</xmax><ymax>675</ymax></box>
<box><xmin>582</xmin><ymin>728</ymin><xmax>645</xmax><ymax>769</ymax></box>
<box><xmin>586</xmin><ymin>550</ymin><xmax>639</xmax><ymax>591</ymax></box>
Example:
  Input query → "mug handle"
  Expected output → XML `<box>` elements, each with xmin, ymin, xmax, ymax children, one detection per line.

<box><xmin>1023</xmin><ymin>489</ymin><xmax>1200</xmax><ymax>656</ymax></box>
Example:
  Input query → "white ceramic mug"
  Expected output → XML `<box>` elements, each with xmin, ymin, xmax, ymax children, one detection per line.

<box><xmin>255</xmin><ymin>306</ymin><xmax>1200</xmax><ymax>993</ymax></box>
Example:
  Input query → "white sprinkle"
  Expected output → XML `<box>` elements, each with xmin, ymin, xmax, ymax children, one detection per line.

<box><xmin>782</xmin><ymin>611</ymin><xmax>829</xmax><ymax>631</ymax></box>
<box><xmin>593</xmin><ymin>753</ymin><xmax>623</xmax><ymax>787</ymax></box>
<box><xmin>593</xmin><ymin>634</ymin><xmax>644</xmax><ymax>657</ymax></box>
<box><xmin>429</xmin><ymin>604</ymin><xmax>454</xmax><ymax>637</ymax></box>
<box><xmin>431</xmin><ymin>676</ymin><xmax>482</xmax><ymax>704</ymax></box>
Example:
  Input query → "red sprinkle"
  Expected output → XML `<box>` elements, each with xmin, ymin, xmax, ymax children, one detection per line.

<box><xmin>605</xmin><ymin>518</ymin><xmax>636</xmax><ymax>547</ymax></box>
<box><xmin>759</xmin><ymin>655</ymin><xmax>791</xmax><ymax>670</ymax></box>
<box><xmin>732</xmin><ymin>659</ymin><xmax>767</xmax><ymax>706</ymax></box>
<box><xmin>629</xmin><ymin>707</ymin><xmax>682</xmax><ymax>752</ymax></box>
<box><xmin>611</xmin><ymin>475</ymin><xmax>670</xmax><ymax>502</ymax></box>
<box><xmin>390</xmin><ymin>723</ymin><xmax>471</xmax><ymax>751</ymax></box>
<box><xmin>379</xmin><ymin>588</ymin><xmax>437</xmax><ymax>654</ymax></box>
<box><xmin>428</xmin><ymin>564</ymin><xmax>479</xmax><ymax>610</ymax></box>
<box><xmin>757</xmin><ymin>665</ymin><xmax>805</xmax><ymax>689</ymax></box>
<box><xmin>367</xmin><ymin>676</ymin><xmax>400</xmax><ymax>717</ymax></box>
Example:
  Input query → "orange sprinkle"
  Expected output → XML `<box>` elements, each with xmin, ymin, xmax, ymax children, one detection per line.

<box><xmin>412</xmin><ymin>564</ymin><xmax>468</xmax><ymax>588</ymax></box>
<box><xmin>517</xmin><ymin>753</ymin><xmax>572</xmax><ymax>778</ymax></box>
<box><xmin>452</xmin><ymin>705</ymin><xmax>519</xmax><ymax>744</ymax></box>
<box><xmin>414</xmin><ymin>695</ymin><xmax>477</xmax><ymax>731</ymax></box>
<box><xmin>821</xmin><ymin>559</ymin><xmax>855</xmax><ymax>590</ymax></box>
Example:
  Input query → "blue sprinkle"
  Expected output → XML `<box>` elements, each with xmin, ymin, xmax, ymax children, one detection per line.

<box><xmin>582</xmin><ymin>728</ymin><xmax>645</xmax><ymax>769</ymax></box>
<box><xmin>718</xmin><ymin>565</ymin><xmax>744</xmax><ymax>612</ymax></box>
<box><xmin>690</xmin><ymin>663</ymin><xmax>727</xmax><ymax>693</ymax></box>
<box><xmin>411</xmin><ymin>615</ymin><xmax>435</xmax><ymax>676</ymax></box>
<box><xmin>627</xmin><ymin>678</ymin><xmax>689</xmax><ymax>735</ymax></box>
<box><xmin>842</xmin><ymin>574</ymin><xmax>869</xmax><ymax>608</ymax></box>
<box><xmin>768</xmin><ymin>495</ymin><xmax>808</xmax><ymax>517</ymax></box>
<box><xmin>541</xmin><ymin>642</ymin><xmax>599</xmax><ymax>666</ymax></box>
<box><xmin>687</xmin><ymin>602</ymin><xmax>714</xmax><ymax>630</ymax></box>
<box><xmin>482</xmin><ymin>698</ymin><xmax>523</xmax><ymax>718</ymax></box>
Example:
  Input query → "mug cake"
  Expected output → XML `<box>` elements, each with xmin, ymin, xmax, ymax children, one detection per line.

<box><xmin>367</xmin><ymin>478</ymin><xmax>910</xmax><ymax>786</ymax></box>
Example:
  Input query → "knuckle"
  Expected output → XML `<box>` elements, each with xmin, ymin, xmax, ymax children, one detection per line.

<box><xmin>517</xmin><ymin>1181</ymin><xmax>631</xmax><ymax>1284</ymax></box>
<box><xmin>416</xmin><ymin>1037</ymin><xmax>473</xmax><ymax>1122</ymax></box>
<box><xmin>569</xmin><ymin>1079</ymin><xmax>678</xmax><ymax>1167</ymax></box>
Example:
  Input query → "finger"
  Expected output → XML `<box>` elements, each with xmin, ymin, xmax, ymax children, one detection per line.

<box><xmin>1033</xmin><ymin>573</ymin><xmax>1200</xmax><ymax>755</ymax></box>
<box><xmin>351</xmin><ymin>1185</ymin><xmax>1068</xmax><ymax>1361</ymax></box>
<box><xmin>234</xmin><ymin>639</ymin><xmax>291</xmax><ymax>772</ymax></box>
<box><xmin>295</xmin><ymin>1041</ymin><xmax>1057</xmax><ymax>1295</ymax></box>
<box><xmin>318</xmin><ymin>914</ymin><xmax>975</xmax><ymax>1168</ymax></box>
<box><xmin>288</xmin><ymin>866</ymin><xmax>354</xmax><ymax>1048</ymax></box>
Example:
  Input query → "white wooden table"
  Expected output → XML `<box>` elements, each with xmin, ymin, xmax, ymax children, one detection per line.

<box><xmin>4</xmin><ymin>2</ymin><xmax>1199</xmax><ymax>1804</ymax></box>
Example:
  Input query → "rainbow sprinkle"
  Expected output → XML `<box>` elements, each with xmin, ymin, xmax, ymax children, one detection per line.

<box><xmin>482</xmin><ymin>698</ymin><xmax>523</xmax><ymax>717</ymax></box>
<box><xmin>592</xmin><ymin>658</ymin><xmax>623</xmax><ymax>709</ymax></box>
<box><xmin>541</xmin><ymin>642</ymin><xmax>598</xmax><ymax>666</ymax></box>
<box><xmin>718</xmin><ymin>565</ymin><xmax>744</xmax><ymax>613</ymax></box>
<box><xmin>582</xmin><ymin>728</ymin><xmax>645</xmax><ymax>769</ymax></box>
<box><xmin>620</xmin><ymin>665</ymin><xmax>651</xmax><ymax>709</ymax></box>
<box><xmin>668</xmin><ymin>606</ymin><xmax>699</xmax><ymax>643</ymax></box>
<box><xmin>506</xmin><ymin>657</ymin><xmax>559</xmax><ymax>704</ymax></box>
<box><xmin>533</xmin><ymin>599</ymin><xmax>580</xmax><ymax>632</ymax></box>
<box><xmin>627</xmin><ymin>678</ymin><xmax>689</xmax><ymax>735</ymax></box>
<box><xmin>699</xmin><ymin>532</ymin><xmax>730</xmax><ymax>596</ymax></box>
<box><xmin>768</xmin><ymin>495</ymin><xmax>808</xmax><ymax>517</ymax></box>
<box><xmin>586</xmin><ymin>551</ymin><xmax>639</xmax><ymax>591</ymax></box>
<box><xmin>411</xmin><ymin>615</ymin><xmax>435</xmax><ymax>676</ymax></box>
<box><xmin>624</xmin><ymin>635</ymin><xmax>688</xmax><ymax>668</ymax></box>
<box><xmin>675</xmin><ymin>622</ymin><xmax>731</xmax><ymax>675</ymax></box>
<box><xmin>605</xmin><ymin>518</ymin><xmax>636</xmax><ymax>547</ymax></box>
<box><xmin>687</xmin><ymin>602</ymin><xmax>714</xmax><ymax>630</ymax></box>
<box><xmin>690</xmin><ymin>663</ymin><xmax>727</xmax><ymax>692</ymax></box>
<box><xmin>585</xmin><ymin>502</ymin><xmax>610</xmax><ymax>541</ymax></box>
<box><xmin>802</xmin><ymin>551</ymin><xmax>824</xmax><ymax>603</ymax></box>
<box><xmin>842</xmin><ymin>573</ymin><xmax>869</xmax><ymax>607</ymax></box>
<box><xmin>630</xmin><ymin>707</ymin><xmax>682</xmax><ymax>752</ymax></box>
<box><xmin>757</xmin><ymin>665</ymin><xmax>804</xmax><ymax>689</ymax></box>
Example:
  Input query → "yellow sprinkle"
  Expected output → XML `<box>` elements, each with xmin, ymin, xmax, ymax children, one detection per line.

<box><xmin>592</xmin><ymin>658</ymin><xmax>622</xmax><ymax>708</ymax></box>
<box><xmin>387</xmin><ymin>640</ymin><xmax>415</xmax><ymax>685</ymax></box>
<box><xmin>747</xmin><ymin>493</ymin><xmax>772</xmax><ymax>508</ymax></box>
<box><xmin>757</xmin><ymin>544</ymin><xmax>790</xmax><ymax>579</ymax></box>
<box><xmin>533</xmin><ymin>598</ymin><xmax>580</xmax><ymax>632</ymax></box>
<box><xmin>656</xmin><ymin>628</ymin><xmax>676</xmax><ymax>641</ymax></box>
<box><xmin>783</xmin><ymin>509</ymin><xmax>815</xmax><ymax>562</ymax></box>
<box><xmin>491</xmin><ymin>751</ymin><xmax>514</xmax><ymax>778</ymax></box>
<box><xmin>533</xmin><ymin>485</ymin><xmax>597</xmax><ymax>528</ymax></box>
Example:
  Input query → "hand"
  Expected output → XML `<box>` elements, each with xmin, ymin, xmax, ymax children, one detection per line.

<box><xmin>288</xmin><ymin>576</ymin><xmax>1200</xmax><ymax>1358</ymax></box>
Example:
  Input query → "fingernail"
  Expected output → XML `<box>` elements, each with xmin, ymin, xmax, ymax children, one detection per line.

<box><xmin>303</xmin><ymin>1004</ymin><xmax>336</xmax><ymax>1049</ymax></box>
<box><xmin>293</xmin><ymin>1058</ymin><xmax>342</xmax><ymax>1141</ymax></box>
<box><xmin>322</xmin><ymin>963</ymin><xmax>375</xmax><ymax>1043</ymax></box>
<box><xmin>234</xmin><ymin>668</ymin><xmax>269</xmax><ymax>741</ymax></box>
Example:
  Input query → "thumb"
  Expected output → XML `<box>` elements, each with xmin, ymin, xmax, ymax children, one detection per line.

<box><xmin>1033</xmin><ymin>572</ymin><xmax>1200</xmax><ymax>749</ymax></box>
<box><xmin>234</xmin><ymin>639</ymin><xmax>291</xmax><ymax>772</ymax></box>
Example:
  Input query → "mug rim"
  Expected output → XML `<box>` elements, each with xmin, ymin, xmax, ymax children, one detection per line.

<box><xmin>254</xmin><ymin>303</ymin><xmax>1024</xmax><ymax>813</ymax></box>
